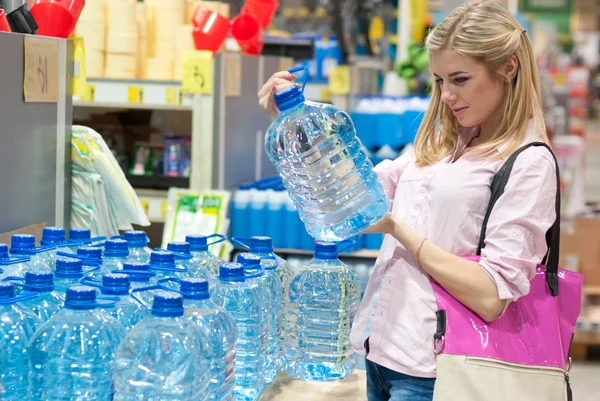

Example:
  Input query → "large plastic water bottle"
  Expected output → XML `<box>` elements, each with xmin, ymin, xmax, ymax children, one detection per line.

<box><xmin>167</xmin><ymin>241</ymin><xmax>209</xmax><ymax>280</ymax></box>
<box><xmin>186</xmin><ymin>234</ymin><xmax>226</xmax><ymax>279</ymax></box>
<box><xmin>68</xmin><ymin>228</ymin><xmax>92</xmax><ymax>252</ymax></box>
<box><xmin>0</xmin><ymin>243</ymin><xmax>31</xmax><ymax>280</ymax></box>
<box><xmin>237</xmin><ymin>252</ymin><xmax>283</xmax><ymax>385</ymax></box>
<box><xmin>41</xmin><ymin>227</ymin><xmax>74</xmax><ymax>268</ymax></box>
<box><xmin>176</xmin><ymin>278</ymin><xmax>237</xmax><ymax>401</ymax></box>
<box><xmin>123</xmin><ymin>231</ymin><xmax>152</xmax><ymax>263</ymax></box>
<box><xmin>113</xmin><ymin>291</ymin><xmax>212</xmax><ymax>400</ymax></box>
<box><xmin>284</xmin><ymin>241</ymin><xmax>360</xmax><ymax>381</ymax></box>
<box><xmin>10</xmin><ymin>235</ymin><xmax>53</xmax><ymax>274</ymax></box>
<box><xmin>77</xmin><ymin>246</ymin><xmax>103</xmax><ymax>263</ymax></box>
<box><xmin>103</xmin><ymin>239</ymin><xmax>129</xmax><ymax>271</ymax></box>
<box><xmin>212</xmin><ymin>262</ymin><xmax>268</xmax><ymax>401</ymax></box>
<box><xmin>28</xmin><ymin>285</ymin><xmax>126</xmax><ymax>400</ymax></box>
<box><xmin>0</xmin><ymin>282</ymin><xmax>41</xmax><ymax>400</ymax></box>
<box><xmin>117</xmin><ymin>261</ymin><xmax>155</xmax><ymax>288</ymax></box>
<box><xmin>265</xmin><ymin>66</ymin><xmax>390</xmax><ymax>241</ymax></box>
<box><xmin>53</xmin><ymin>257</ymin><xmax>96</xmax><ymax>293</ymax></box>
<box><xmin>149</xmin><ymin>250</ymin><xmax>188</xmax><ymax>281</ymax></box>
<box><xmin>16</xmin><ymin>271</ymin><xmax>64</xmax><ymax>321</ymax></box>
<box><xmin>93</xmin><ymin>273</ymin><xmax>147</xmax><ymax>330</ymax></box>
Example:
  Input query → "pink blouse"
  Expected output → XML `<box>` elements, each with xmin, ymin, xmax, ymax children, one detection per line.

<box><xmin>350</xmin><ymin>123</ymin><xmax>558</xmax><ymax>378</ymax></box>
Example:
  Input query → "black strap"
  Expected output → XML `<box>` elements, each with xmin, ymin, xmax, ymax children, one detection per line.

<box><xmin>476</xmin><ymin>142</ymin><xmax>561</xmax><ymax>296</ymax></box>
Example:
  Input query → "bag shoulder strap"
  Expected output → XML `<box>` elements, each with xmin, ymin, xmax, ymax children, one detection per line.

<box><xmin>476</xmin><ymin>142</ymin><xmax>561</xmax><ymax>296</ymax></box>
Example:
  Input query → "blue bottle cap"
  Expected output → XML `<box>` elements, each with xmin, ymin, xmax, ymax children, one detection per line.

<box><xmin>0</xmin><ymin>282</ymin><xmax>15</xmax><ymax>298</ymax></box>
<box><xmin>123</xmin><ymin>231</ymin><xmax>149</xmax><ymax>246</ymax></box>
<box><xmin>237</xmin><ymin>252</ymin><xmax>261</xmax><ymax>267</ymax></box>
<box><xmin>180</xmin><ymin>278</ymin><xmax>209</xmax><ymax>300</ymax></box>
<box><xmin>104</xmin><ymin>239</ymin><xmax>129</xmax><ymax>258</ymax></box>
<box><xmin>274</xmin><ymin>85</ymin><xmax>305</xmax><ymax>111</ymax></box>
<box><xmin>69</xmin><ymin>228</ymin><xmax>91</xmax><ymax>240</ymax></box>
<box><xmin>55</xmin><ymin>257</ymin><xmax>84</xmax><ymax>278</ymax></box>
<box><xmin>11</xmin><ymin>234</ymin><xmax>36</xmax><ymax>251</ymax></box>
<box><xmin>42</xmin><ymin>227</ymin><xmax>66</xmax><ymax>243</ymax></box>
<box><xmin>101</xmin><ymin>273</ymin><xmax>130</xmax><ymax>295</ymax></box>
<box><xmin>150</xmin><ymin>250</ymin><xmax>175</xmax><ymax>264</ymax></box>
<box><xmin>185</xmin><ymin>235</ymin><xmax>208</xmax><ymax>251</ymax></box>
<box><xmin>151</xmin><ymin>291</ymin><xmax>185</xmax><ymax>317</ymax></box>
<box><xmin>167</xmin><ymin>242</ymin><xmax>190</xmax><ymax>253</ymax></box>
<box><xmin>64</xmin><ymin>285</ymin><xmax>97</xmax><ymax>309</ymax></box>
<box><xmin>122</xmin><ymin>262</ymin><xmax>150</xmax><ymax>272</ymax></box>
<box><xmin>314</xmin><ymin>242</ymin><xmax>338</xmax><ymax>259</ymax></box>
<box><xmin>0</xmin><ymin>244</ymin><xmax>8</xmax><ymax>259</ymax></box>
<box><xmin>219</xmin><ymin>262</ymin><xmax>245</xmax><ymax>282</ymax></box>
<box><xmin>77</xmin><ymin>246</ymin><xmax>103</xmax><ymax>259</ymax></box>
<box><xmin>25</xmin><ymin>271</ymin><xmax>54</xmax><ymax>292</ymax></box>
<box><xmin>249</xmin><ymin>236</ymin><xmax>274</xmax><ymax>253</ymax></box>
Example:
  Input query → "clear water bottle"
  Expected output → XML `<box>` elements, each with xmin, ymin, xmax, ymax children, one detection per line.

<box><xmin>10</xmin><ymin>234</ymin><xmax>53</xmax><ymax>274</ymax></box>
<box><xmin>123</xmin><ymin>231</ymin><xmax>152</xmax><ymax>263</ymax></box>
<box><xmin>0</xmin><ymin>243</ymin><xmax>31</xmax><ymax>280</ymax></box>
<box><xmin>167</xmin><ymin>241</ymin><xmax>210</xmax><ymax>280</ymax></box>
<box><xmin>117</xmin><ymin>261</ymin><xmax>155</xmax><ymax>288</ymax></box>
<box><xmin>28</xmin><ymin>285</ymin><xmax>126</xmax><ymax>400</ymax></box>
<box><xmin>53</xmin><ymin>257</ymin><xmax>97</xmax><ymax>293</ymax></box>
<box><xmin>77</xmin><ymin>246</ymin><xmax>103</xmax><ymax>263</ymax></box>
<box><xmin>102</xmin><ymin>239</ymin><xmax>129</xmax><ymax>272</ymax></box>
<box><xmin>212</xmin><ymin>262</ymin><xmax>268</xmax><ymax>401</ymax></box>
<box><xmin>68</xmin><ymin>228</ymin><xmax>92</xmax><ymax>252</ymax></box>
<box><xmin>237</xmin><ymin>252</ymin><xmax>283</xmax><ymax>385</ymax></box>
<box><xmin>41</xmin><ymin>227</ymin><xmax>75</xmax><ymax>268</ymax></box>
<box><xmin>177</xmin><ymin>278</ymin><xmax>237</xmax><ymax>401</ymax></box>
<box><xmin>284</xmin><ymin>241</ymin><xmax>360</xmax><ymax>381</ymax></box>
<box><xmin>16</xmin><ymin>271</ymin><xmax>64</xmax><ymax>321</ymax></box>
<box><xmin>91</xmin><ymin>273</ymin><xmax>148</xmax><ymax>331</ymax></box>
<box><xmin>0</xmin><ymin>282</ymin><xmax>41</xmax><ymax>400</ymax></box>
<box><xmin>265</xmin><ymin>66</ymin><xmax>389</xmax><ymax>241</ymax></box>
<box><xmin>149</xmin><ymin>250</ymin><xmax>188</xmax><ymax>281</ymax></box>
<box><xmin>186</xmin><ymin>234</ymin><xmax>226</xmax><ymax>279</ymax></box>
<box><xmin>113</xmin><ymin>291</ymin><xmax>212</xmax><ymax>400</ymax></box>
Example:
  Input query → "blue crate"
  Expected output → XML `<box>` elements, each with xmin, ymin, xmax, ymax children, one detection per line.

<box><xmin>351</xmin><ymin>112</ymin><xmax>378</xmax><ymax>149</ymax></box>
<box><xmin>377</xmin><ymin>113</ymin><xmax>403</xmax><ymax>148</ymax></box>
<box><xmin>401</xmin><ymin>111</ymin><xmax>425</xmax><ymax>145</ymax></box>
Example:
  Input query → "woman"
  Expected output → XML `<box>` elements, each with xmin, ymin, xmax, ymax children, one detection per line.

<box><xmin>258</xmin><ymin>1</ymin><xmax>557</xmax><ymax>400</ymax></box>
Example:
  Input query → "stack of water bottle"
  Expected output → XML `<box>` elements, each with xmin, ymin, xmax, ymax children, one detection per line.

<box><xmin>0</xmin><ymin>225</ymin><xmax>362</xmax><ymax>400</ymax></box>
<box><xmin>231</xmin><ymin>176</ymin><xmax>384</xmax><ymax>252</ymax></box>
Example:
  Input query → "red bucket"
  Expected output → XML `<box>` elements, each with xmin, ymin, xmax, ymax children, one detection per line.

<box><xmin>241</xmin><ymin>0</ymin><xmax>278</xmax><ymax>29</ymax></box>
<box><xmin>192</xmin><ymin>5</ymin><xmax>230</xmax><ymax>53</ymax></box>
<box><xmin>30</xmin><ymin>0</ymin><xmax>85</xmax><ymax>38</ymax></box>
<box><xmin>231</xmin><ymin>13</ymin><xmax>264</xmax><ymax>55</ymax></box>
<box><xmin>0</xmin><ymin>9</ymin><xmax>11</xmax><ymax>32</ymax></box>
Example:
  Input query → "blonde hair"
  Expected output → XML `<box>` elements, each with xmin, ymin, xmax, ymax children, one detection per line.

<box><xmin>414</xmin><ymin>0</ymin><xmax>548</xmax><ymax>166</ymax></box>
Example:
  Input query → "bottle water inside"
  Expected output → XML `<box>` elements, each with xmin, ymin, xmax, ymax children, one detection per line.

<box><xmin>167</xmin><ymin>241</ymin><xmax>209</xmax><ymax>280</ymax></box>
<box><xmin>18</xmin><ymin>271</ymin><xmax>64</xmax><ymax>321</ymax></box>
<box><xmin>186</xmin><ymin>234</ymin><xmax>224</xmax><ymax>280</ymax></box>
<box><xmin>96</xmin><ymin>273</ymin><xmax>147</xmax><ymax>330</ymax></box>
<box><xmin>0</xmin><ymin>243</ymin><xmax>30</xmax><ymax>280</ymax></box>
<box><xmin>10</xmin><ymin>235</ymin><xmax>53</xmax><ymax>274</ymax></box>
<box><xmin>53</xmin><ymin>257</ymin><xmax>89</xmax><ymax>293</ymax></box>
<box><xmin>123</xmin><ymin>231</ymin><xmax>152</xmax><ymax>263</ymax></box>
<box><xmin>149</xmin><ymin>250</ymin><xmax>188</xmax><ymax>282</ymax></box>
<box><xmin>102</xmin><ymin>239</ymin><xmax>130</xmax><ymax>272</ymax></box>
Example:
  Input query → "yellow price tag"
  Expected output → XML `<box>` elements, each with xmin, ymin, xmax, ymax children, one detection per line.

<box><xmin>80</xmin><ymin>84</ymin><xmax>95</xmax><ymax>102</ymax></box>
<box><xmin>329</xmin><ymin>65</ymin><xmax>351</xmax><ymax>95</ymax></box>
<box><xmin>161</xmin><ymin>200</ymin><xmax>169</xmax><ymax>219</ymax></box>
<box><xmin>320</xmin><ymin>88</ymin><xmax>332</xmax><ymax>102</ymax></box>
<box><xmin>127</xmin><ymin>86</ymin><xmax>144</xmax><ymax>103</ymax></box>
<box><xmin>165</xmin><ymin>87</ymin><xmax>182</xmax><ymax>105</ymax></box>
<box><xmin>23</xmin><ymin>36</ymin><xmax>59</xmax><ymax>102</ymax></box>
<box><xmin>181</xmin><ymin>51</ymin><xmax>213</xmax><ymax>94</ymax></box>
<box><xmin>139</xmin><ymin>199</ymin><xmax>149</xmax><ymax>216</ymax></box>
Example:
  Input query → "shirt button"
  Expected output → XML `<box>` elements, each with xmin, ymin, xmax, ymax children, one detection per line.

<box><xmin>420</xmin><ymin>187</ymin><xmax>427</xmax><ymax>194</ymax></box>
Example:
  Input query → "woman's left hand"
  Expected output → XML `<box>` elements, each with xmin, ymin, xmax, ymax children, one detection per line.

<box><xmin>363</xmin><ymin>212</ymin><xmax>396</xmax><ymax>234</ymax></box>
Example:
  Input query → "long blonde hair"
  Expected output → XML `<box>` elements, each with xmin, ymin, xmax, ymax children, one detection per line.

<box><xmin>414</xmin><ymin>0</ymin><xmax>548</xmax><ymax>166</ymax></box>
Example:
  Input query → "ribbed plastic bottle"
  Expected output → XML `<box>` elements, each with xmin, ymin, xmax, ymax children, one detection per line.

<box><xmin>123</xmin><ymin>231</ymin><xmax>152</xmax><ymax>263</ymax></box>
<box><xmin>17</xmin><ymin>271</ymin><xmax>64</xmax><ymax>321</ymax></box>
<box><xmin>28</xmin><ymin>285</ymin><xmax>126</xmax><ymax>400</ymax></box>
<box><xmin>41</xmin><ymin>227</ymin><xmax>74</xmax><ymax>268</ymax></box>
<box><xmin>118</xmin><ymin>261</ymin><xmax>154</xmax><ymax>288</ymax></box>
<box><xmin>95</xmin><ymin>273</ymin><xmax>148</xmax><ymax>330</ymax></box>
<box><xmin>0</xmin><ymin>243</ymin><xmax>31</xmax><ymax>280</ymax></box>
<box><xmin>212</xmin><ymin>262</ymin><xmax>268</xmax><ymax>401</ymax></box>
<box><xmin>284</xmin><ymin>242</ymin><xmax>360</xmax><ymax>381</ymax></box>
<box><xmin>247</xmin><ymin>236</ymin><xmax>294</xmax><ymax>295</ymax></box>
<box><xmin>113</xmin><ymin>291</ymin><xmax>212</xmax><ymax>400</ymax></box>
<box><xmin>167</xmin><ymin>241</ymin><xmax>209</xmax><ymax>280</ymax></box>
<box><xmin>265</xmin><ymin>66</ymin><xmax>389</xmax><ymax>241</ymax></box>
<box><xmin>102</xmin><ymin>239</ymin><xmax>130</xmax><ymax>272</ymax></box>
<box><xmin>237</xmin><ymin>252</ymin><xmax>283</xmax><ymax>385</ymax></box>
<box><xmin>68</xmin><ymin>228</ymin><xmax>92</xmax><ymax>252</ymax></box>
<box><xmin>148</xmin><ymin>250</ymin><xmax>188</xmax><ymax>281</ymax></box>
<box><xmin>0</xmin><ymin>282</ymin><xmax>41</xmax><ymax>400</ymax></box>
<box><xmin>186</xmin><ymin>234</ymin><xmax>225</xmax><ymax>279</ymax></box>
<box><xmin>10</xmin><ymin>234</ymin><xmax>53</xmax><ymax>274</ymax></box>
<box><xmin>53</xmin><ymin>257</ymin><xmax>93</xmax><ymax>293</ymax></box>
<box><xmin>178</xmin><ymin>278</ymin><xmax>237</xmax><ymax>401</ymax></box>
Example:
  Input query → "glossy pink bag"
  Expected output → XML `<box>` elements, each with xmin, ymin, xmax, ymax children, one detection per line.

<box><xmin>431</xmin><ymin>143</ymin><xmax>583</xmax><ymax>401</ymax></box>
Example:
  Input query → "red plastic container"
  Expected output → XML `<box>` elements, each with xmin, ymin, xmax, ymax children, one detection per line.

<box><xmin>241</xmin><ymin>0</ymin><xmax>278</xmax><ymax>29</ymax></box>
<box><xmin>30</xmin><ymin>0</ymin><xmax>85</xmax><ymax>38</ymax></box>
<box><xmin>0</xmin><ymin>9</ymin><xmax>11</xmax><ymax>32</ymax></box>
<box><xmin>231</xmin><ymin>14</ymin><xmax>264</xmax><ymax>55</ymax></box>
<box><xmin>192</xmin><ymin>5</ymin><xmax>230</xmax><ymax>53</ymax></box>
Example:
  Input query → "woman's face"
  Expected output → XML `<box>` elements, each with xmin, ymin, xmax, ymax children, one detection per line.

<box><xmin>430</xmin><ymin>50</ymin><xmax>505</xmax><ymax>130</ymax></box>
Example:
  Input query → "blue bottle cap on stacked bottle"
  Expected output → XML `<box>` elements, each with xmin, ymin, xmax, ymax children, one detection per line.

<box><xmin>69</xmin><ymin>228</ymin><xmax>91</xmax><ymax>241</ymax></box>
<box><xmin>314</xmin><ymin>242</ymin><xmax>339</xmax><ymax>259</ymax></box>
<box><xmin>249</xmin><ymin>236</ymin><xmax>274</xmax><ymax>253</ymax></box>
<box><xmin>24</xmin><ymin>271</ymin><xmax>54</xmax><ymax>292</ymax></box>
<box><xmin>124</xmin><ymin>231</ymin><xmax>149</xmax><ymax>246</ymax></box>
<box><xmin>180</xmin><ymin>278</ymin><xmax>209</xmax><ymax>300</ymax></box>
<box><xmin>219</xmin><ymin>262</ymin><xmax>245</xmax><ymax>282</ymax></box>
<box><xmin>104</xmin><ymin>239</ymin><xmax>129</xmax><ymax>258</ymax></box>
<box><xmin>41</xmin><ymin>227</ymin><xmax>66</xmax><ymax>245</ymax></box>
<box><xmin>122</xmin><ymin>262</ymin><xmax>150</xmax><ymax>272</ymax></box>
<box><xmin>274</xmin><ymin>85</ymin><xmax>305</xmax><ymax>111</ymax></box>
<box><xmin>101</xmin><ymin>273</ymin><xmax>131</xmax><ymax>295</ymax></box>
<box><xmin>0</xmin><ymin>281</ymin><xmax>15</xmax><ymax>298</ymax></box>
<box><xmin>0</xmin><ymin>243</ymin><xmax>9</xmax><ymax>259</ymax></box>
<box><xmin>64</xmin><ymin>285</ymin><xmax>98</xmax><ymax>309</ymax></box>
<box><xmin>55</xmin><ymin>257</ymin><xmax>84</xmax><ymax>278</ymax></box>
<box><xmin>150</xmin><ymin>251</ymin><xmax>176</xmax><ymax>267</ymax></box>
<box><xmin>78</xmin><ymin>246</ymin><xmax>103</xmax><ymax>259</ymax></box>
<box><xmin>167</xmin><ymin>242</ymin><xmax>192</xmax><ymax>258</ymax></box>
<box><xmin>11</xmin><ymin>234</ymin><xmax>36</xmax><ymax>251</ymax></box>
<box><xmin>186</xmin><ymin>235</ymin><xmax>208</xmax><ymax>251</ymax></box>
<box><xmin>151</xmin><ymin>291</ymin><xmax>185</xmax><ymax>317</ymax></box>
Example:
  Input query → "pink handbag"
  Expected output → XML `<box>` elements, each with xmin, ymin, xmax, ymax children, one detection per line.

<box><xmin>431</xmin><ymin>143</ymin><xmax>583</xmax><ymax>401</ymax></box>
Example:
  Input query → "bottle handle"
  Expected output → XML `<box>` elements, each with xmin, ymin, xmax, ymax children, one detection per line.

<box><xmin>231</xmin><ymin>237</ymin><xmax>252</xmax><ymax>250</ymax></box>
<box><xmin>0</xmin><ymin>291</ymin><xmax>38</xmax><ymax>305</ymax></box>
<box><xmin>94</xmin><ymin>295</ymin><xmax>120</xmax><ymax>308</ymax></box>
<box><xmin>288</xmin><ymin>65</ymin><xmax>309</xmax><ymax>94</ymax></box>
<box><xmin>56</xmin><ymin>252</ymin><xmax>101</xmax><ymax>266</ymax></box>
<box><xmin>2</xmin><ymin>276</ymin><xmax>54</xmax><ymax>293</ymax></box>
<box><xmin>335</xmin><ymin>239</ymin><xmax>357</xmax><ymax>254</ymax></box>
<box><xmin>79</xmin><ymin>276</ymin><xmax>103</xmax><ymax>289</ymax></box>
<box><xmin>130</xmin><ymin>284</ymin><xmax>160</xmax><ymax>311</ymax></box>
<box><xmin>155</xmin><ymin>277</ymin><xmax>184</xmax><ymax>295</ymax></box>
<box><xmin>206</xmin><ymin>233</ymin><xmax>227</xmax><ymax>247</ymax></box>
<box><xmin>112</xmin><ymin>269</ymin><xmax>156</xmax><ymax>281</ymax></box>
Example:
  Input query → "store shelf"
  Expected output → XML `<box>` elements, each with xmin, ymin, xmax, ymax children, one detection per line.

<box><xmin>585</xmin><ymin>285</ymin><xmax>600</xmax><ymax>296</ymax></box>
<box><xmin>127</xmin><ymin>174</ymin><xmax>189</xmax><ymax>190</ymax></box>
<box><xmin>135</xmin><ymin>189</ymin><xmax>170</xmax><ymax>224</ymax></box>
<box><xmin>73</xmin><ymin>78</ymin><xmax>194</xmax><ymax>110</ymax></box>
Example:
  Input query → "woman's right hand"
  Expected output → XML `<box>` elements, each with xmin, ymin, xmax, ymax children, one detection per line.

<box><xmin>258</xmin><ymin>71</ymin><xmax>296</xmax><ymax>117</ymax></box>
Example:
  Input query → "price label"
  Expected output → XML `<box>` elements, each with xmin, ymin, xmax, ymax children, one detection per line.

<box><xmin>23</xmin><ymin>36</ymin><xmax>59</xmax><ymax>102</ymax></box>
<box><xmin>140</xmin><ymin>199</ymin><xmax>150</xmax><ymax>216</ymax></box>
<box><xmin>81</xmin><ymin>84</ymin><xmax>95</xmax><ymax>102</ymax></box>
<box><xmin>329</xmin><ymin>65</ymin><xmax>350</xmax><ymax>95</ymax></box>
<box><xmin>181</xmin><ymin>50</ymin><xmax>213</xmax><ymax>94</ymax></box>
<box><xmin>127</xmin><ymin>86</ymin><xmax>144</xmax><ymax>103</ymax></box>
<box><xmin>161</xmin><ymin>200</ymin><xmax>169</xmax><ymax>219</ymax></box>
<box><xmin>165</xmin><ymin>87</ymin><xmax>182</xmax><ymax>105</ymax></box>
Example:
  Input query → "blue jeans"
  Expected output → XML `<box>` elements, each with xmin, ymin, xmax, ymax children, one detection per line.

<box><xmin>366</xmin><ymin>359</ymin><xmax>435</xmax><ymax>401</ymax></box>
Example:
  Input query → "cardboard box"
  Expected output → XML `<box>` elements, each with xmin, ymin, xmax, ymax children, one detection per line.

<box><xmin>574</xmin><ymin>217</ymin><xmax>600</xmax><ymax>285</ymax></box>
<box><xmin>0</xmin><ymin>222</ymin><xmax>48</xmax><ymax>245</ymax></box>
